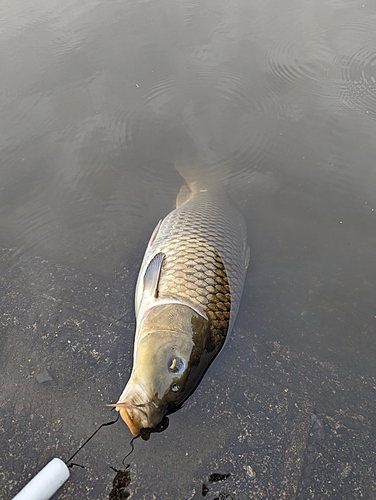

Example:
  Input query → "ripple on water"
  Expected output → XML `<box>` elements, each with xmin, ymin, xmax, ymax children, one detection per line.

<box><xmin>141</xmin><ymin>63</ymin><xmax>294</xmax><ymax>171</ymax></box>
<box><xmin>142</xmin><ymin>75</ymin><xmax>180</xmax><ymax>110</ymax></box>
<box><xmin>4</xmin><ymin>200</ymin><xmax>61</xmax><ymax>264</ymax></box>
<box><xmin>332</xmin><ymin>44</ymin><xmax>376</xmax><ymax>119</ymax></box>
<box><xmin>321</xmin><ymin>17</ymin><xmax>376</xmax><ymax>119</ymax></box>
<box><xmin>181</xmin><ymin>2</ymin><xmax>210</xmax><ymax>25</ymax></box>
<box><xmin>213</xmin><ymin>70</ymin><xmax>255</xmax><ymax>110</ymax></box>
<box><xmin>101</xmin><ymin>108</ymin><xmax>134</xmax><ymax>149</ymax></box>
<box><xmin>45</xmin><ymin>25</ymin><xmax>88</xmax><ymax>58</ymax></box>
<box><xmin>266</xmin><ymin>30</ymin><xmax>332</xmax><ymax>85</ymax></box>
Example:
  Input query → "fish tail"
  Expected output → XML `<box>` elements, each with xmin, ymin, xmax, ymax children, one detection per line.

<box><xmin>174</xmin><ymin>160</ymin><xmax>227</xmax><ymax>194</ymax></box>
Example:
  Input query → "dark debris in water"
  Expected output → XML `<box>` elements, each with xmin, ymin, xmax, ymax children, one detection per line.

<box><xmin>202</xmin><ymin>483</ymin><xmax>209</xmax><ymax>496</ymax></box>
<box><xmin>208</xmin><ymin>472</ymin><xmax>231</xmax><ymax>483</ymax></box>
<box><xmin>202</xmin><ymin>473</ymin><xmax>232</xmax><ymax>499</ymax></box>
<box><xmin>109</xmin><ymin>467</ymin><xmax>131</xmax><ymax>500</ymax></box>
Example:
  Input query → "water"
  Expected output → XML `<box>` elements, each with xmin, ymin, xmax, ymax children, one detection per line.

<box><xmin>1</xmin><ymin>0</ymin><xmax>375</xmax><ymax>498</ymax></box>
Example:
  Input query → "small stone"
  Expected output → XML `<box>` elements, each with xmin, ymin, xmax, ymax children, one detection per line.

<box><xmin>35</xmin><ymin>369</ymin><xmax>54</xmax><ymax>384</ymax></box>
<box><xmin>245</xmin><ymin>465</ymin><xmax>256</xmax><ymax>479</ymax></box>
<box><xmin>312</xmin><ymin>418</ymin><xmax>326</xmax><ymax>440</ymax></box>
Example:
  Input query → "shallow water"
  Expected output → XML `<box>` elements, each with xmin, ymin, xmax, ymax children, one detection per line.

<box><xmin>1</xmin><ymin>0</ymin><xmax>376</xmax><ymax>498</ymax></box>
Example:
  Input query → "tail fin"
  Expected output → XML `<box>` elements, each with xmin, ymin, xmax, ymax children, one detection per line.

<box><xmin>174</xmin><ymin>160</ymin><xmax>227</xmax><ymax>194</ymax></box>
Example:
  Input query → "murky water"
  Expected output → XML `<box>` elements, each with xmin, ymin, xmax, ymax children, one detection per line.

<box><xmin>1</xmin><ymin>0</ymin><xmax>375</xmax><ymax>498</ymax></box>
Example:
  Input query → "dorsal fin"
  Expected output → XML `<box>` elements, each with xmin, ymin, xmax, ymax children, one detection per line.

<box><xmin>176</xmin><ymin>184</ymin><xmax>192</xmax><ymax>208</ymax></box>
<box><xmin>143</xmin><ymin>252</ymin><xmax>165</xmax><ymax>298</ymax></box>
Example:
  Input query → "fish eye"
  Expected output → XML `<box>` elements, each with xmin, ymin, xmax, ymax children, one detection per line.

<box><xmin>167</xmin><ymin>356</ymin><xmax>185</xmax><ymax>375</ymax></box>
<box><xmin>171</xmin><ymin>383</ymin><xmax>180</xmax><ymax>393</ymax></box>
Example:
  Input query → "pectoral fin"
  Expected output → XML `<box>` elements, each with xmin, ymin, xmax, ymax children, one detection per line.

<box><xmin>143</xmin><ymin>252</ymin><xmax>165</xmax><ymax>298</ymax></box>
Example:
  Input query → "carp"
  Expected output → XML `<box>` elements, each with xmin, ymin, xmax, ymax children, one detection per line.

<box><xmin>110</xmin><ymin>169</ymin><xmax>249</xmax><ymax>435</ymax></box>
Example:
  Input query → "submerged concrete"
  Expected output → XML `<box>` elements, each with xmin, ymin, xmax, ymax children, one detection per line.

<box><xmin>1</xmin><ymin>250</ymin><xmax>375</xmax><ymax>499</ymax></box>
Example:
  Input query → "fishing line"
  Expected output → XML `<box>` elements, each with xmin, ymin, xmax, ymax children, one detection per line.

<box><xmin>65</xmin><ymin>412</ymin><xmax>169</xmax><ymax>470</ymax></box>
<box><xmin>66</xmin><ymin>412</ymin><xmax>120</xmax><ymax>469</ymax></box>
<box><xmin>13</xmin><ymin>409</ymin><xmax>168</xmax><ymax>498</ymax></box>
<box><xmin>121</xmin><ymin>436</ymin><xmax>138</xmax><ymax>466</ymax></box>
<box><xmin>117</xmin><ymin>415</ymin><xmax>170</xmax><ymax>466</ymax></box>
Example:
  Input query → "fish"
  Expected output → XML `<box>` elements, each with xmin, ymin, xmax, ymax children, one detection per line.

<box><xmin>109</xmin><ymin>167</ymin><xmax>250</xmax><ymax>436</ymax></box>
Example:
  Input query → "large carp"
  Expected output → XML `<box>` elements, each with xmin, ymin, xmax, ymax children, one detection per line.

<box><xmin>111</xmin><ymin>169</ymin><xmax>249</xmax><ymax>435</ymax></box>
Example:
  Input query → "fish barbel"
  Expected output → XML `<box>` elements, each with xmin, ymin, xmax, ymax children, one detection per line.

<box><xmin>110</xmin><ymin>169</ymin><xmax>250</xmax><ymax>435</ymax></box>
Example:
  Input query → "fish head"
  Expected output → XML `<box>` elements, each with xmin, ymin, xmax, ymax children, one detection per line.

<box><xmin>113</xmin><ymin>304</ymin><xmax>216</xmax><ymax>435</ymax></box>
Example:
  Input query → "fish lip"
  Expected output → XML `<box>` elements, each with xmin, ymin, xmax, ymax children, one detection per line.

<box><xmin>116</xmin><ymin>382</ymin><xmax>159</xmax><ymax>435</ymax></box>
<box><xmin>119</xmin><ymin>406</ymin><xmax>142</xmax><ymax>436</ymax></box>
<box><xmin>119</xmin><ymin>403</ymin><xmax>160</xmax><ymax>436</ymax></box>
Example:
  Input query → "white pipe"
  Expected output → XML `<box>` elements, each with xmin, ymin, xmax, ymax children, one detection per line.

<box><xmin>12</xmin><ymin>458</ymin><xmax>70</xmax><ymax>500</ymax></box>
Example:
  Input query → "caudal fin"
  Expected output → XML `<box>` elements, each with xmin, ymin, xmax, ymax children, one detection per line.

<box><xmin>174</xmin><ymin>160</ymin><xmax>227</xmax><ymax>194</ymax></box>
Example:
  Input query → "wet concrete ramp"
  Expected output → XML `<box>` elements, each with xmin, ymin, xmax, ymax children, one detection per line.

<box><xmin>1</xmin><ymin>249</ymin><xmax>375</xmax><ymax>499</ymax></box>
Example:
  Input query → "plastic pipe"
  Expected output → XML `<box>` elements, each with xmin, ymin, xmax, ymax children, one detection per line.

<box><xmin>12</xmin><ymin>458</ymin><xmax>70</xmax><ymax>500</ymax></box>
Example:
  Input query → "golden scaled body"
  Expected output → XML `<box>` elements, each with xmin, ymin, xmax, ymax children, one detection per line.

<box><xmin>112</xmin><ymin>177</ymin><xmax>249</xmax><ymax>435</ymax></box>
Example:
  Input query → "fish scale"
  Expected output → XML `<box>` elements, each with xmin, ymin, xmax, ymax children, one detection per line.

<box><xmin>147</xmin><ymin>188</ymin><xmax>248</xmax><ymax>346</ymax></box>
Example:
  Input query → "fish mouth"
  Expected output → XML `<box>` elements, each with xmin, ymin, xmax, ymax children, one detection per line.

<box><xmin>107</xmin><ymin>401</ymin><xmax>150</xmax><ymax>436</ymax></box>
<box><xmin>119</xmin><ymin>405</ymin><xmax>146</xmax><ymax>436</ymax></box>
<box><xmin>108</xmin><ymin>382</ymin><xmax>161</xmax><ymax>436</ymax></box>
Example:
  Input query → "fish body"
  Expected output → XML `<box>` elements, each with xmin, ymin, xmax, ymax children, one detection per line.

<box><xmin>114</xmin><ymin>175</ymin><xmax>249</xmax><ymax>435</ymax></box>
